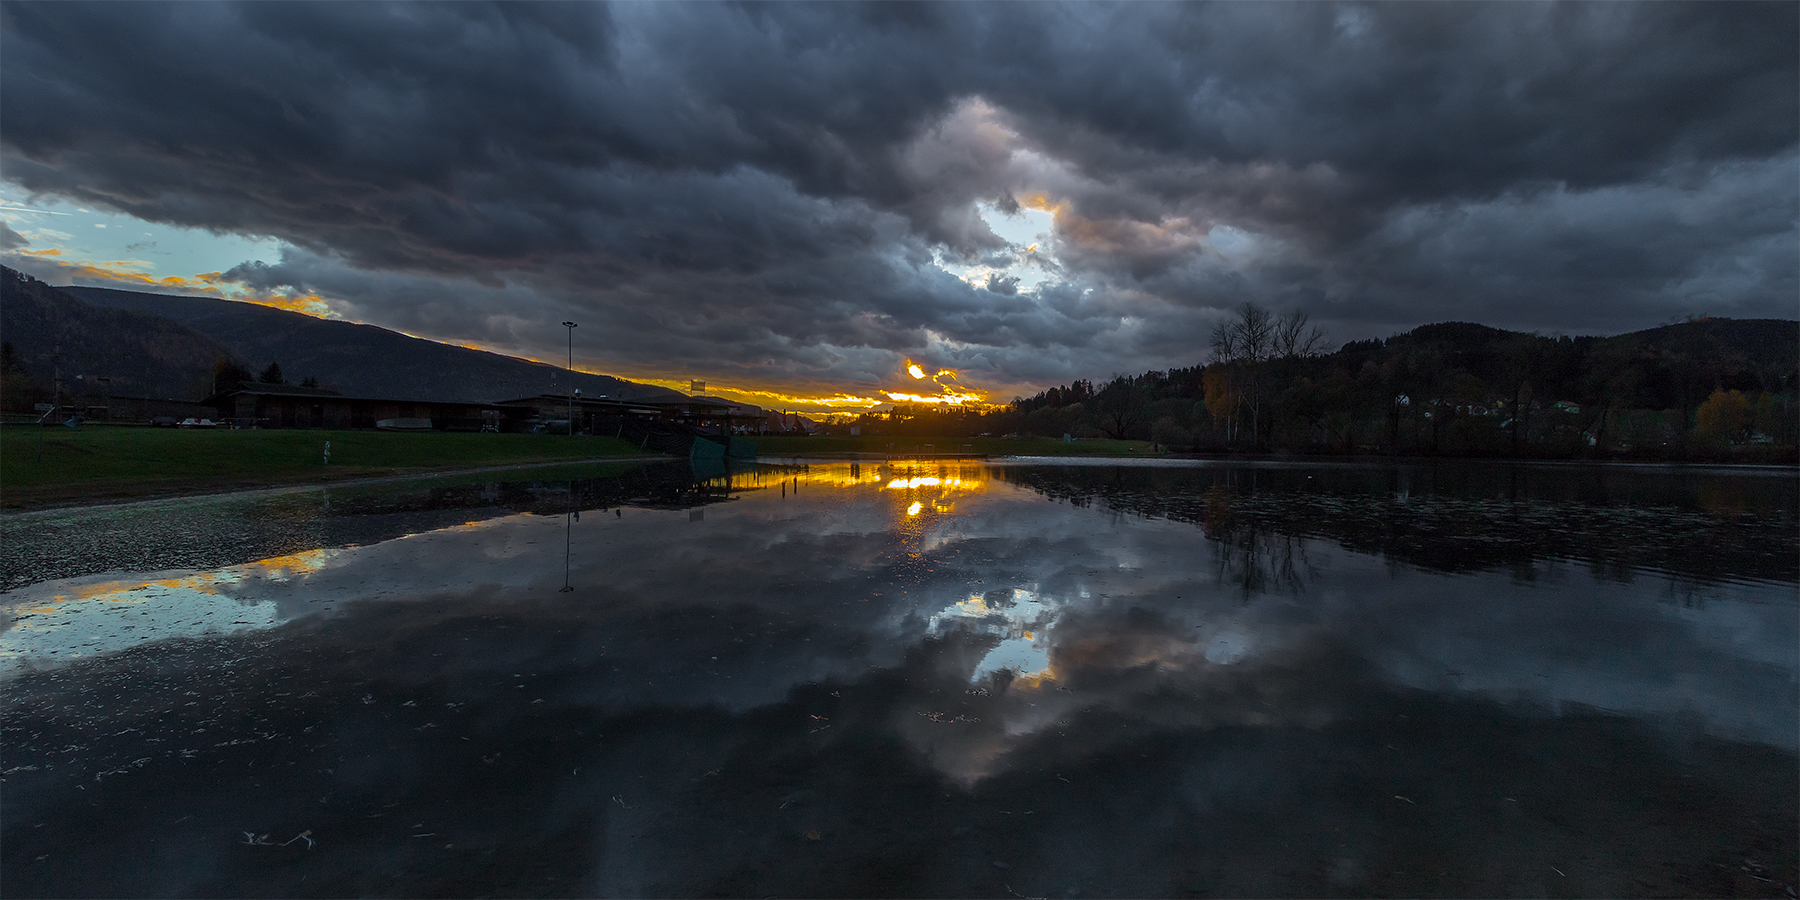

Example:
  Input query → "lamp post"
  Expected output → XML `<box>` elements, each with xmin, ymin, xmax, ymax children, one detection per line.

<box><xmin>562</xmin><ymin>321</ymin><xmax>578</xmax><ymax>436</ymax></box>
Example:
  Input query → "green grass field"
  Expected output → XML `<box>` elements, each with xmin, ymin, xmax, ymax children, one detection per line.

<box><xmin>0</xmin><ymin>427</ymin><xmax>1165</xmax><ymax>509</ymax></box>
<box><xmin>754</xmin><ymin>434</ymin><xmax>1159</xmax><ymax>457</ymax></box>
<box><xmin>1</xmin><ymin>425</ymin><xmax>657</xmax><ymax>507</ymax></box>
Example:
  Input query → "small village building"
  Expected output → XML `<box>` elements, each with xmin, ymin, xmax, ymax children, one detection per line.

<box><xmin>648</xmin><ymin>395</ymin><xmax>768</xmax><ymax>432</ymax></box>
<box><xmin>492</xmin><ymin>394</ymin><xmax>667</xmax><ymax>434</ymax></box>
<box><xmin>208</xmin><ymin>383</ymin><xmax>501</xmax><ymax>431</ymax></box>
<box><xmin>204</xmin><ymin>384</ymin><xmax>771</xmax><ymax>438</ymax></box>
<box><xmin>106</xmin><ymin>395</ymin><xmax>221</xmax><ymax>425</ymax></box>
<box><xmin>494</xmin><ymin>393</ymin><xmax>770</xmax><ymax>435</ymax></box>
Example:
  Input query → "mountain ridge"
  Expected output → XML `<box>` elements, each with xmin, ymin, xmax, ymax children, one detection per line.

<box><xmin>54</xmin><ymin>282</ymin><xmax>683</xmax><ymax>404</ymax></box>
<box><xmin>0</xmin><ymin>267</ymin><xmax>239</xmax><ymax>400</ymax></box>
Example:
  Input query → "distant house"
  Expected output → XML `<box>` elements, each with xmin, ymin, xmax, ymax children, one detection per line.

<box><xmin>205</xmin><ymin>383</ymin><xmax>771</xmax><ymax>436</ymax></box>
<box><xmin>649</xmin><ymin>395</ymin><xmax>768</xmax><ymax>432</ymax></box>
<box><xmin>493</xmin><ymin>394</ymin><xmax>667</xmax><ymax>434</ymax></box>
<box><xmin>495</xmin><ymin>393</ymin><xmax>769</xmax><ymax>434</ymax></box>
<box><xmin>106</xmin><ymin>395</ymin><xmax>220</xmax><ymax>424</ymax></box>
<box><xmin>207</xmin><ymin>382</ymin><xmax>500</xmax><ymax>431</ymax></box>
<box><xmin>207</xmin><ymin>382</ymin><xmax>345</xmax><ymax>429</ymax></box>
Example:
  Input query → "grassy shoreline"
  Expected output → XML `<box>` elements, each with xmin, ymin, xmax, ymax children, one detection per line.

<box><xmin>0</xmin><ymin>429</ymin><xmax>1165</xmax><ymax>509</ymax></box>
<box><xmin>1</xmin><ymin>426</ymin><xmax>662</xmax><ymax>509</ymax></box>
<box><xmin>19</xmin><ymin>428</ymin><xmax>1775</xmax><ymax>510</ymax></box>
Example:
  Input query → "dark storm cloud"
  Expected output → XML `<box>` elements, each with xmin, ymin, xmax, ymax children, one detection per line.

<box><xmin>980</xmin><ymin>4</ymin><xmax>1795</xmax><ymax>229</ymax></box>
<box><xmin>1</xmin><ymin>1</ymin><xmax>1793</xmax><ymax>392</ymax></box>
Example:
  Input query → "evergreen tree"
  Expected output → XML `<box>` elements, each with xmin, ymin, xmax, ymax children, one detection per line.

<box><xmin>212</xmin><ymin>357</ymin><xmax>253</xmax><ymax>395</ymax></box>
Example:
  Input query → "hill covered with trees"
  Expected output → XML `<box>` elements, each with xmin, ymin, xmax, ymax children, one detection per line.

<box><xmin>0</xmin><ymin>266</ymin><xmax>238</xmax><ymax>406</ymax></box>
<box><xmin>60</xmin><ymin>283</ymin><xmax>680</xmax><ymax>405</ymax></box>
<box><xmin>0</xmin><ymin>267</ymin><xmax>683</xmax><ymax>413</ymax></box>
<box><xmin>849</xmin><ymin>305</ymin><xmax>1797</xmax><ymax>461</ymax></box>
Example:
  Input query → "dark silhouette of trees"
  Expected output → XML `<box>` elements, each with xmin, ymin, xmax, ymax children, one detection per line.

<box><xmin>211</xmin><ymin>357</ymin><xmax>253</xmax><ymax>395</ymax></box>
<box><xmin>1210</xmin><ymin>303</ymin><xmax>1274</xmax><ymax>446</ymax></box>
<box><xmin>259</xmin><ymin>362</ymin><xmax>285</xmax><ymax>385</ymax></box>
<box><xmin>1695</xmin><ymin>390</ymin><xmax>1752</xmax><ymax>444</ymax></box>
<box><xmin>990</xmin><ymin>316</ymin><xmax>1794</xmax><ymax>461</ymax></box>
<box><xmin>0</xmin><ymin>341</ymin><xmax>36</xmax><ymax>412</ymax></box>
<box><xmin>1092</xmin><ymin>376</ymin><xmax>1151</xmax><ymax>440</ymax></box>
<box><xmin>1204</xmin><ymin>304</ymin><xmax>1328</xmax><ymax>447</ymax></box>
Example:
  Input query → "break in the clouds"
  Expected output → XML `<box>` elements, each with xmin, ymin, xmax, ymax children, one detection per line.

<box><xmin>1</xmin><ymin>2</ymin><xmax>1794</xmax><ymax>404</ymax></box>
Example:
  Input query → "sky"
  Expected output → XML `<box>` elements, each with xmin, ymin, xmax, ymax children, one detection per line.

<box><xmin>1</xmin><ymin>2</ymin><xmax>1795</xmax><ymax>412</ymax></box>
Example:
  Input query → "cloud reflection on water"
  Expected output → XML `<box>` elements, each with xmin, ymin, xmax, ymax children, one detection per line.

<box><xmin>0</xmin><ymin>550</ymin><xmax>339</xmax><ymax>674</ymax></box>
<box><xmin>0</xmin><ymin>459</ymin><xmax>1793</xmax><ymax>897</ymax></box>
<box><xmin>10</xmin><ymin>460</ymin><xmax>1787</xmax><ymax>756</ymax></box>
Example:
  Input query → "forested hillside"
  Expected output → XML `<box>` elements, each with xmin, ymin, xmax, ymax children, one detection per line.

<box><xmin>62</xmin><ymin>284</ymin><xmax>681</xmax><ymax>405</ymax></box>
<box><xmin>0</xmin><ymin>267</ymin><xmax>239</xmax><ymax>407</ymax></box>
<box><xmin>852</xmin><ymin>306</ymin><xmax>1798</xmax><ymax>461</ymax></box>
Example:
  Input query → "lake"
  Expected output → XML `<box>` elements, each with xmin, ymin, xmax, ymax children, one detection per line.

<box><xmin>2</xmin><ymin>458</ymin><xmax>1795</xmax><ymax>897</ymax></box>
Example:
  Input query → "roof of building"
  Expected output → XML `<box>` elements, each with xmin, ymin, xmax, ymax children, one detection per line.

<box><xmin>495</xmin><ymin>394</ymin><xmax>648</xmax><ymax>407</ymax></box>
<box><xmin>220</xmin><ymin>381</ymin><xmax>344</xmax><ymax>397</ymax></box>
<box><xmin>209</xmin><ymin>382</ymin><xmax>498</xmax><ymax>407</ymax></box>
<box><xmin>653</xmin><ymin>395</ymin><xmax>770</xmax><ymax>414</ymax></box>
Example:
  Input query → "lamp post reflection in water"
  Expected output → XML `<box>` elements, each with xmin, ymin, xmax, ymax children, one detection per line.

<box><xmin>560</xmin><ymin>480</ymin><xmax>576</xmax><ymax>592</ymax></box>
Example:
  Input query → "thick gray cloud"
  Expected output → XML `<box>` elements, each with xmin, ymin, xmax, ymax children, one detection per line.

<box><xmin>2</xmin><ymin>1</ymin><xmax>1794</xmax><ymax>397</ymax></box>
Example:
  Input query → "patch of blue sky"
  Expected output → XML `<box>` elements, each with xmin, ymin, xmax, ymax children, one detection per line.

<box><xmin>0</xmin><ymin>182</ymin><xmax>284</xmax><ymax>282</ymax></box>
<box><xmin>982</xmin><ymin>201</ymin><xmax>1054</xmax><ymax>248</ymax></box>
<box><xmin>971</xmin><ymin>634</ymin><xmax>1051</xmax><ymax>681</ymax></box>
<box><xmin>933</xmin><ymin>201</ymin><xmax>1058</xmax><ymax>294</ymax></box>
<box><xmin>1205</xmin><ymin>224</ymin><xmax>1260</xmax><ymax>267</ymax></box>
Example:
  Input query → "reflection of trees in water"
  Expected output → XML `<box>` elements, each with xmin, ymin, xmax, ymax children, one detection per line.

<box><xmin>324</xmin><ymin>459</ymin><xmax>752</xmax><ymax>519</ymax></box>
<box><xmin>1202</xmin><ymin>485</ymin><xmax>1318</xmax><ymax>597</ymax></box>
<box><xmin>997</xmin><ymin>464</ymin><xmax>1797</xmax><ymax>586</ymax></box>
<box><xmin>0</xmin><ymin>461</ymin><xmax>754</xmax><ymax>593</ymax></box>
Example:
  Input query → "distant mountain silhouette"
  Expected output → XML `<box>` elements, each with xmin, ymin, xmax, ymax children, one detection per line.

<box><xmin>1</xmin><ymin>267</ymin><xmax>237</xmax><ymax>400</ymax></box>
<box><xmin>1005</xmin><ymin>311</ymin><xmax>1796</xmax><ymax>456</ymax></box>
<box><xmin>57</xmin><ymin>282</ymin><xmax>682</xmax><ymax>403</ymax></box>
<box><xmin>1611</xmin><ymin>318</ymin><xmax>1799</xmax><ymax>373</ymax></box>
<box><xmin>1333</xmin><ymin>317</ymin><xmax>1798</xmax><ymax>400</ymax></box>
<box><xmin>1385</xmin><ymin>321</ymin><xmax>1515</xmax><ymax>348</ymax></box>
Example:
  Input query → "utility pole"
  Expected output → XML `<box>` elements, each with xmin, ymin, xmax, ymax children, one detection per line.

<box><xmin>562</xmin><ymin>321</ymin><xmax>578</xmax><ymax>437</ymax></box>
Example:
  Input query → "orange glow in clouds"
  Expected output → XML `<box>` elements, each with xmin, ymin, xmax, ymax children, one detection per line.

<box><xmin>885</xmin><ymin>360</ymin><xmax>985</xmax><ymax>406</ymax></box>
<box><xmin>636</xmin><ymin>360</ymin><xmax>989</xmax><ymax>412</ymax></box>
<box><xmin>6</xmin><ymin>252</ymin><xmax>340</xmax><ymax>318</ymax></box>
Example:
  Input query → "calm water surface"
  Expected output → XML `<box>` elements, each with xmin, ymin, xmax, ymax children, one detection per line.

<box><xmin>2</xmin><ymin>458</ymin><xmax>1794</xmax><ymax>898</ymax></box>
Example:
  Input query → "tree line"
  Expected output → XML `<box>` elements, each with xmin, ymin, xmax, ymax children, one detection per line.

<box><xmin>209</xmin><ymin>359</ymin><xmax>320</xmax><ymax>394</ymax></box>
<box><xmin>843</xmin><ymin>305</ymin><xmax>1798</xmax><ymax>461</ymax></box>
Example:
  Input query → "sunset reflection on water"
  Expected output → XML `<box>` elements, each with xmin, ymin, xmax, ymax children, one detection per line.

<box><xmin>0</xmin><ymin>458</ymin><xmax>1792</xmax><ymax>898</ymax></box>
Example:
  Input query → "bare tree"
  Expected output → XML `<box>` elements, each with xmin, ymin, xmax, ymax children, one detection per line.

<box><xmin>1208</xmin><ymin>304</ymin><xmax>1329</xmax><ymax>446</ymax></box>
<box><xmin>1209</xmin><ymin>319</ymin><xmax>1242</xmax><ymax>443</ymax></box>
<box><xmin>1209</xmin><ymin>320</ymin><xmax>1239</xmax><ymax>364</ymax></box>
<box><xmin>1275</xmin><ymin>310</ymin><xmax>1327</xmax><ymax>359</ymax></box>
<box><xmin>1237</xmin><ymin>302</ymin><xmax>1274</xmax><ymax>365</ymax></box>
<box><xmin>1209</xmin><ymin>303</ymin><xmax>1281</xmax><ymax>445</ymax></box>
